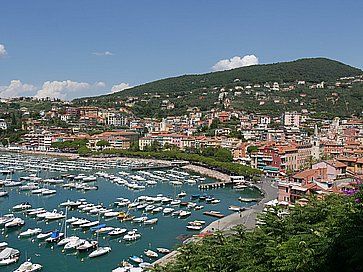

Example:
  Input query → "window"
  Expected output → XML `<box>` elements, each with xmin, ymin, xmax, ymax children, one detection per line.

<box><xmin>285</xmin><ymin>187</ymin><xmax>288</xmax><ymax>193</ymax></box>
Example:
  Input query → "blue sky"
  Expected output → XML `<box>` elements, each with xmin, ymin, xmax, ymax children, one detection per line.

<box><xmin>0</xmin><ymin>0</ymin><xmax>362</xmax><ymax>99</ymax></box>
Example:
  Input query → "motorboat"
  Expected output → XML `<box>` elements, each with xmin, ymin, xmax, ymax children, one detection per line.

<box><xmin>186</xmin><ymin>225</ymin><xmax>202</xmax><ymax>230</ymax></box>
<box><xmin>0</xmin><ymin>242</ymin><xmax>8</xmax><ymax>250</ymax></box>
<box><xmin>36</xmin><ymin>232</ymin><xmax>53</xmax><ymax>240</ymax></box>
<box><xmin>88</xmin><ymin>246</ymin><xmax>111</xmax><ymax>258</ymax></box>
<box><xmin>0</xmin><ymin>247</ymin><xmax>20</xmax><ymax>266</ymax></box>
<box><xmin>144</xmin><ymin>218</ymin><xmax>158</xmax><ymax>225</ymax></box>
<box><xmin>95</xmin><ymin>226</ymin><xmax>114</xmax><ymax>234</ymax></box>
<box><xmin>0</xmin><ymin>214</ymin><xmax>14</xmax><ymax>226</ymax></box>
<box><xmin>132</xmin><ymin>216</ymin><xmax>148</xmax><ymax>223</ymax></box>
<box><xmin>108</xmin><ymin>228</ymin><xmax>127</xmax><ymax>237</ymax></box>
<box><xmin>90</xmin><ymin>224</ymin><xmax>106</xmax><ymax>232</ymax></box>
<box><xmin>156</xmin><ymin>247</ymin><xmax>171</xmax><ymax>254</ymax></box>
<box><xmin>104</xmin><ymin>211</ymin><xmax>119</xmax><ymax>218</ymax></box>
<box><xmin>27</xmin><ymin>208</ymin><xmax>46</xmax><ymax>216</ymax></box>
<box><xmin>13</xmin><ymin>202</ymin><xmax>32</xmax><ymax>211</ymax></box>
<box><xmin>178</xmin><ymin>211</ymin><xmax>191</xmax><ymax>218</ymax></box>
<box><xmin>5</xmin><ymin>218</ymin><xmax>24</xmax><ymax>228</ymax></box>
<box><xmin>19</xmin><ymin>228</ymin><xmax>42</xmax><ymax>238</ymax></box>
<box><xmin>163</xmin><ymin>207</ymin><xmax>174</xmax><ymax>214</ymax></box>
<box><xmin>0</xmin><ymin>191</ymin><xmax>8</xmax><ymax>197</ymax></box>
<box><xmin>144</xmin><ymin>249</ymin><xmax>158</xmax><ymax>258</ymax></box>
<box><xmin>57</xmin><ymin>236</ymin><xmax>79</xmax><ymax>246</ymax></box>
<box><xmin>129</xmin><ymin>256</ymin><xmax>143</xmax><ymax>264</ymax></box>
<box><xmin>80</xmin><ymin>220</ymin><xmax>99</xmax><ymax>228</ymax></box>
<box><xmin>13</xmin><ymin>261</ymin><xmax>42</xmax><ymax>272</ymax></box>
<box><xmin>123</xmin><ymin>230</ymin><xmax>141</xmax><ymax>241</ymax></box>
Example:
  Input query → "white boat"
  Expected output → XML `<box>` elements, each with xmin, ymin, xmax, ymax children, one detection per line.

<box><xmin>41</xmin><ymin>189</ymin><xmax>57</xmax><ymax>196</ymax></box>
<box><xmin>157</xmin><ymin>247</ymin><xmax>171</xmax><ymax>254</ymax></box>
<box><xmin>27</xmin><ymin>208</ymin><xmax>46</xmax><ymax>216</ymax></box>
<box><xmin>108</xmin><ymin>228</ymin><xmax>127</xmax><ymax>236</ymax></box>
<box><xmin>80</xmin><ymin>220</ymin><xmax>99</xmax><ymax>228</ymax></box>
<box><xmin>179</xmin><ymin>211</ymin><xmax>191</xmax><ymax>218</ymax></box>
<box><xmin>36</xmin><ymin>232</ymin><xmax>52</xmax><ymax>240</ymax></box>
<box><xmin>0</xmin><ymin>247</ymin><xmax>20</xmax><ymax>266</ymax></box>
<box><xmin>19</xmin><ymin>228</ymin><xmax>42</xmax><ymax>238</ymax></box>
<box><xmin>144</xmin><ymin>249</ymin><xmax>158</xmax><ymax>258</ymax></box>
<box><xmin>14</xmin><ymin>261</ymin><xmax>42</xmax><ymax>272</ymax></box>
<box><xmin>144</xmin><ymin>218</ymin><xmax>158</xmax><ymax>225</ymax></box>
<box><xmin>76</xmin><ymin>240</ymin><xmax>98</xmax><ymax>252</ymax></box>
<box><xmin>13</xmin><ymin>202</ymin><xmax>32</xmax><ymax>211</ymax></box>
<box><xmin>0</xmin><ymin>191</ymin><xmax>8</xmax><ymax>197</ymax></box>
<box><xmin>0</xmin><ymin>214</ymin><xmax>14</xmax><ymax>226</ymax></box>
<box><xmin>104</xmin><ymin>211</ymin><xmax>119</xmax><ymax>218</ymax></box>
<box><xmin>123</xmin><ymin>230</ymin><xmax>141</xmax><ymax>241</ymax></box>
<box><xmin>95</xmin><ymin>226</ymin><xmax>114</xmax><ymax>234</ymax></box>
<box><xmin>57</xmin><ymin>236</ymin><xmax>79</xmax><ymax>246</ymax></box>
<box><xmin>5</xmin><ymin>218</ymin><xmax>24</xmax><ymax>228</ymax></box>
<box><xmin>64</xmin><ymin>238</ymin><xmax>85</xmax><ymax>250</ymax></box>
<box><xmin>186</xmin><ymin>225</ymin><xmax>202</xmax><ymax>230</ymax></box>
<box><xmin>88</xmin><ymin>246</ymin><xmax>111</xmax><ymax>258</ymax></box>
<box><xmin>129</xmin><ymin>255</ymin><xmax>143</xmax><ymax>263</ymax></box>
<box><xmin>163</xmin><ymin>207</ymin><xmax>174</xmax><ymax>214</ymax></box>
<box><xmin>132</xmin><ymin>216</ymin><xmax>148</xmax><ymax>223</ymax></box>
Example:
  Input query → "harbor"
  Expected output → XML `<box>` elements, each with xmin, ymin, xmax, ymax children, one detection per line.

<box><xmin>0</xmin><ymin>152</ymin><xmax>262</xmax><ymax>271</ymax></box>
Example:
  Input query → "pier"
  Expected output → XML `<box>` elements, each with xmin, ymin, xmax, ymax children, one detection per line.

<box><xmin>129</xmin><ymin>164</ymin><xmax>174</xmax><ymax>171</ymax></box>
<box><xmin>198</xmin><ymin>181</ymin><xmax>233</xmax><ymax>190</ymax></box>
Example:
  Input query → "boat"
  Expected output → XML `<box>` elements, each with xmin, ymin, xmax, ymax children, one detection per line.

<box><xmin>0</xmin><ymin>214</ymin><xmax>14</xmax><ymax>226</ymax></box>
<box><xmin>95</xmin><ymin>226</ymin><xmax>114</xmax><ymax>234</ymax></box>
<box><xmin>109</xmin><ymin>228</ymin><xmax>127</xmax><ymax>237</ymax></box>
<box><xmin>90</xmin><ymin>223</ymin><xmax>106</xmax><ymax>232</ymax></box>
<box><xmin>123</xmin><ymin>230</ymin><xmax>141</xmax><ymax>241</ymax></box>
<box><xmin>156</xmin><ymin>247</ymin><xmax>171</xmax><ymax>254</ymax></box>
<box><xmin>13</xmin><ymin>202</ymin><xmax>32</xmax><ymax>211</ymax></box>
<box><xmin>14</xmin><ymin>261</ymin><xmax>42</xmax><ymax>272</ymax></box>
<box><xmin>178</xmin><ymin>211</ymin><xmax>191</xmax><ymax>218</ymax></box>
<box><xmin>76</xmin><ymin>240</ymin><xmax>98</xmax><ymax>252</ymax></box>
<box><xmin>104</xmin><ymin>211</ymin><xmax>119</xmax><ymax>218</ymax></box>
<box><xmin>57</xmin><ymin>236</ymin><xmax>79</xmax><ymax>246</ymax></box>
<box><xmin>132</xmin><ymin>216</ymin><xmax>148</xmax><ymax>223</ymax></box>
<box><xmin>36</xmin><ymin>232</ymin><xmax>52</xmax><ymax>240</ymax></box>
<box><xmin>144</xmin><ymin>218</ymin><xmax>158</xmax><ymax>225</ymax></box>
<box><xmin>89</xmin><ymin>246</ymin><xmax>111</xmax><ymax>258</ymax></box>
<box><xmin>80</xmin><ymin>220</ymin><xmax>99</xmax><ymax>228</ymax></box>
<box><xmin>19</xmin><ymin>228</ymin><xmax>42</xmax><ymax>238</ymax></box>
<box><xmin>163</xmin><ymin>207</ymin><xmax>174</xmax><ymax>214</ymax></box>
<box><xmin>144</xmin><ymin>249</ymin><xmax>158</xmax><ymax>258</ymax></box>
<box><xmin>5</xmin><ymin>217</ymin><xmax>24</xmax><ymax>228</ymax></box>
<box><xmin>186</xmin><ymin>225</ymin><xmax>202</xmax><ymax>230</ymax></box>
<box><xmin>129</xmin><ymin>256</ymin><xmax>143</xmax><ymax>264</ymax></box>
<box><xmin>0</xmin><ymin>242</ymin><xmax>8</xmax><ymax>251</ymax></box>
<box><xmin>177</xmin><ymin>191</ymin><xmax>186</xmax><ymax>198</ymax></box>
<box><xmin>0</xmin><ymin>191</ymin><xmax>8</xmax><ymax>197</ymax></box>
<box><xmin>238</xmin><ymin>197</ymin><xmax>259</xmax><ymax>202</ymax></box>
<box><xmin>0</xmin><ymin>247</ymin><xmax>20</xmax><ymax>266</ymax></box>
<box><xmin>45</xmin><ymin>230</ymin><xmax>64</xmax><ymax>243</ymax></box>
<box><xmin>64</xmin><ymin>238</ymin><xmax>85</xmax><ymax>250</ymax></box>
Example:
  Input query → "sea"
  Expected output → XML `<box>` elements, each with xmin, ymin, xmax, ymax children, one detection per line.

<box><xmin>0</xmin><ymin>153</ymin><xmax>261</xmax><ymax>271</ymax></box>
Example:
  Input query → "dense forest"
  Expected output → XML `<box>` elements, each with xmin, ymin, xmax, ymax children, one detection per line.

<box><xmin>74</xmin><ymin>58</ymin><xmax>363</xmax><ymax>118</ymax></box>
<box><xmin>154</xmin><ymin>189</ymin><xmax>363</xmax><ymax>272</ymax></box>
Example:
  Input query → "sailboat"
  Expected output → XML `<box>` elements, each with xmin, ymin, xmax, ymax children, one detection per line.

<box><xmin>88</xmin><ymin>212</ymin><xmax>111</xmax><ymax>258</ymax></box>
<box><xmin>57</xmin><ymin>207</ymin><xmax>79</xmax><ymax>247</ymax></box>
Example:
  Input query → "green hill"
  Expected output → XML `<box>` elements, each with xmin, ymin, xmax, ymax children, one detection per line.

<box><xmin>74</xmin><ymin>58</ymin><xmax>363</xmax><ymax>118</ymax></box>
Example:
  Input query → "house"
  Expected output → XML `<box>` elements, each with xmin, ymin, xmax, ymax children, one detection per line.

<box><xmin>312</xmin><ymin>160</ymin><xmax>347</xmax><ymax>181</ymax></box>
<box><xmin>0</xmin><ymin>119</ymin><xmax>7</xmax><ymax>130</ymax></box>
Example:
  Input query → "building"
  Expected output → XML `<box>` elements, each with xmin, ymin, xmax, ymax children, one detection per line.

<box><xmin>283</xmin><ymin>112</ymin><xmax>301</xmax><ymax>128</ymax></box>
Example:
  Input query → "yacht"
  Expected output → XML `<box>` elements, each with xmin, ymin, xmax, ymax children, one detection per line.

<box><xmin>108</xmin><ymin>228</ymin><xmax>127</xmax><ymax>237</ymax></box>
<box><xmin>123</xmin><ymin>230</ymin><xmax>141</xmax><ymax>241</ymax></box>
<box><xmin>76</xmin><ymin>240</ymin><xmax>98</xmax><ymax>252</ymax></box>
<box><xmin>144</xmin><ymin>218</ymin><xmax>158</xmax><ymax>225</ymax></box>
<box><xmin>144</xmin><ymin>249</ymin><xmax>158</xmax><ymax>258</ymax></box>
<box><xmin>14</xmin><ymin>261</ymin><xmax>42</xmax><ymax>272</ymax></box>
<box><xmin>13</xmin><ymin>202</ymin><xmax>32</xmax><ymax>211</ymax></box>
<box><xmin>0</xmin><ymin>247</ymin><xmax>20</xmax><ymax>266</ymax></box>
<box><xmin>5</xmin><ymin>218</ymin><xmax>24</xmax><ymax>228</ymax></box>
<box><xmin>19</xmin><ymin>228</ymin><xmax>42</xmax><ymax>238</ymax></box>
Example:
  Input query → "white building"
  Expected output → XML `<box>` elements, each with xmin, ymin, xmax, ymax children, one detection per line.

<box><xmin>283</xmin><ymin>112</ymin><xmax>301</xmax><ymax>128</ymax></box>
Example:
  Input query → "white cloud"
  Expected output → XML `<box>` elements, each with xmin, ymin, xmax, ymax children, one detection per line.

<box><xmin>92</xmin><ymin>51</ymin><xmax>114</xmax><ymax>56</ymax></box>
<box><xmin>0</xmin><ymin>80</ymin><xmax>37</xmax><ymax>98</ymax></box>
<box><xmin>212</xmin><ymin>54</ymin><xmax>259</xmax><ymax>71</ymax></box>
<box><xmin>35</xmin><ymin>80</ymin><xmax>106</xmax><ymax>100</ymax></box>
<box><xmin>110</xmin><ymin>82</ymin><xmax>132</xmax><ymax>94</ymax></box>
<box><xmin>0</xmin><ymin>44</ymin><xmax>7</xmax><ymax>58</ymax></box>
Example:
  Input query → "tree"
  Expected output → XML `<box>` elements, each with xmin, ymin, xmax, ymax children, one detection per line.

<box><xmin>247</xmin><ymin>145</ymin><xmax>258</xmax><ymax>154</ymax></box>
<box><xmin>78</xmin><ymin>146</ymin><xmax>91</xmax><ymax>156</ymax></box>
<box><xmin>214</xmin><ymin>148</ymin><xmax>233</xmax><ymax>162</ymax></box>
<box><xmin>96</xmin><ymin>140</ymin><xmax>110</xmax><ymax>148</ymax></box>
<box><xmin>210</xmin><ymin>118</ymin><xmax>220</xmax><ymax>129</ymax></box>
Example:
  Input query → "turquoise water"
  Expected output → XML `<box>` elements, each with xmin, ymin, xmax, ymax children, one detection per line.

<box><xmin>0</xmin><ymin>156</ymin><xmax>260</xmax><ymax>271</ymax></box>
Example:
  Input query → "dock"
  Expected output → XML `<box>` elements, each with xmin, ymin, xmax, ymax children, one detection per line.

<box><xmin>198</xmin><ymin>181</ymin><xmax>233</xmax><ymax>190</ymax></box>
<box><xmin>203</xmin><ymin>211</ymin><xmax>225</xmax><ymax>218</ymax></box>
<box><xmin>129</xmin><ymin>164</ymin><xmax>174</xmax><ymax>171</ymax></box>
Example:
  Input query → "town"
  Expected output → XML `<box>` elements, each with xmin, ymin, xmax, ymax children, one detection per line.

<box><xmin>1</xmin><ymin>73</ymin><xmax>362</xmax><ymax>206</ymax></box>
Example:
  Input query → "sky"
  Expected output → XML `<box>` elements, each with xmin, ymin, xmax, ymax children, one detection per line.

<box><xmin>0</xmin><ymin>0</ymin><xmax>363</xmax><ymax>100</ymax></box>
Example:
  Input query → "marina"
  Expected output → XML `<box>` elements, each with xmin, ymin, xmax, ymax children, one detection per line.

<box><xmin>0</xmin><ymin>152</ymin><xmax>261</xmax><ymax>271</ymax></box>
